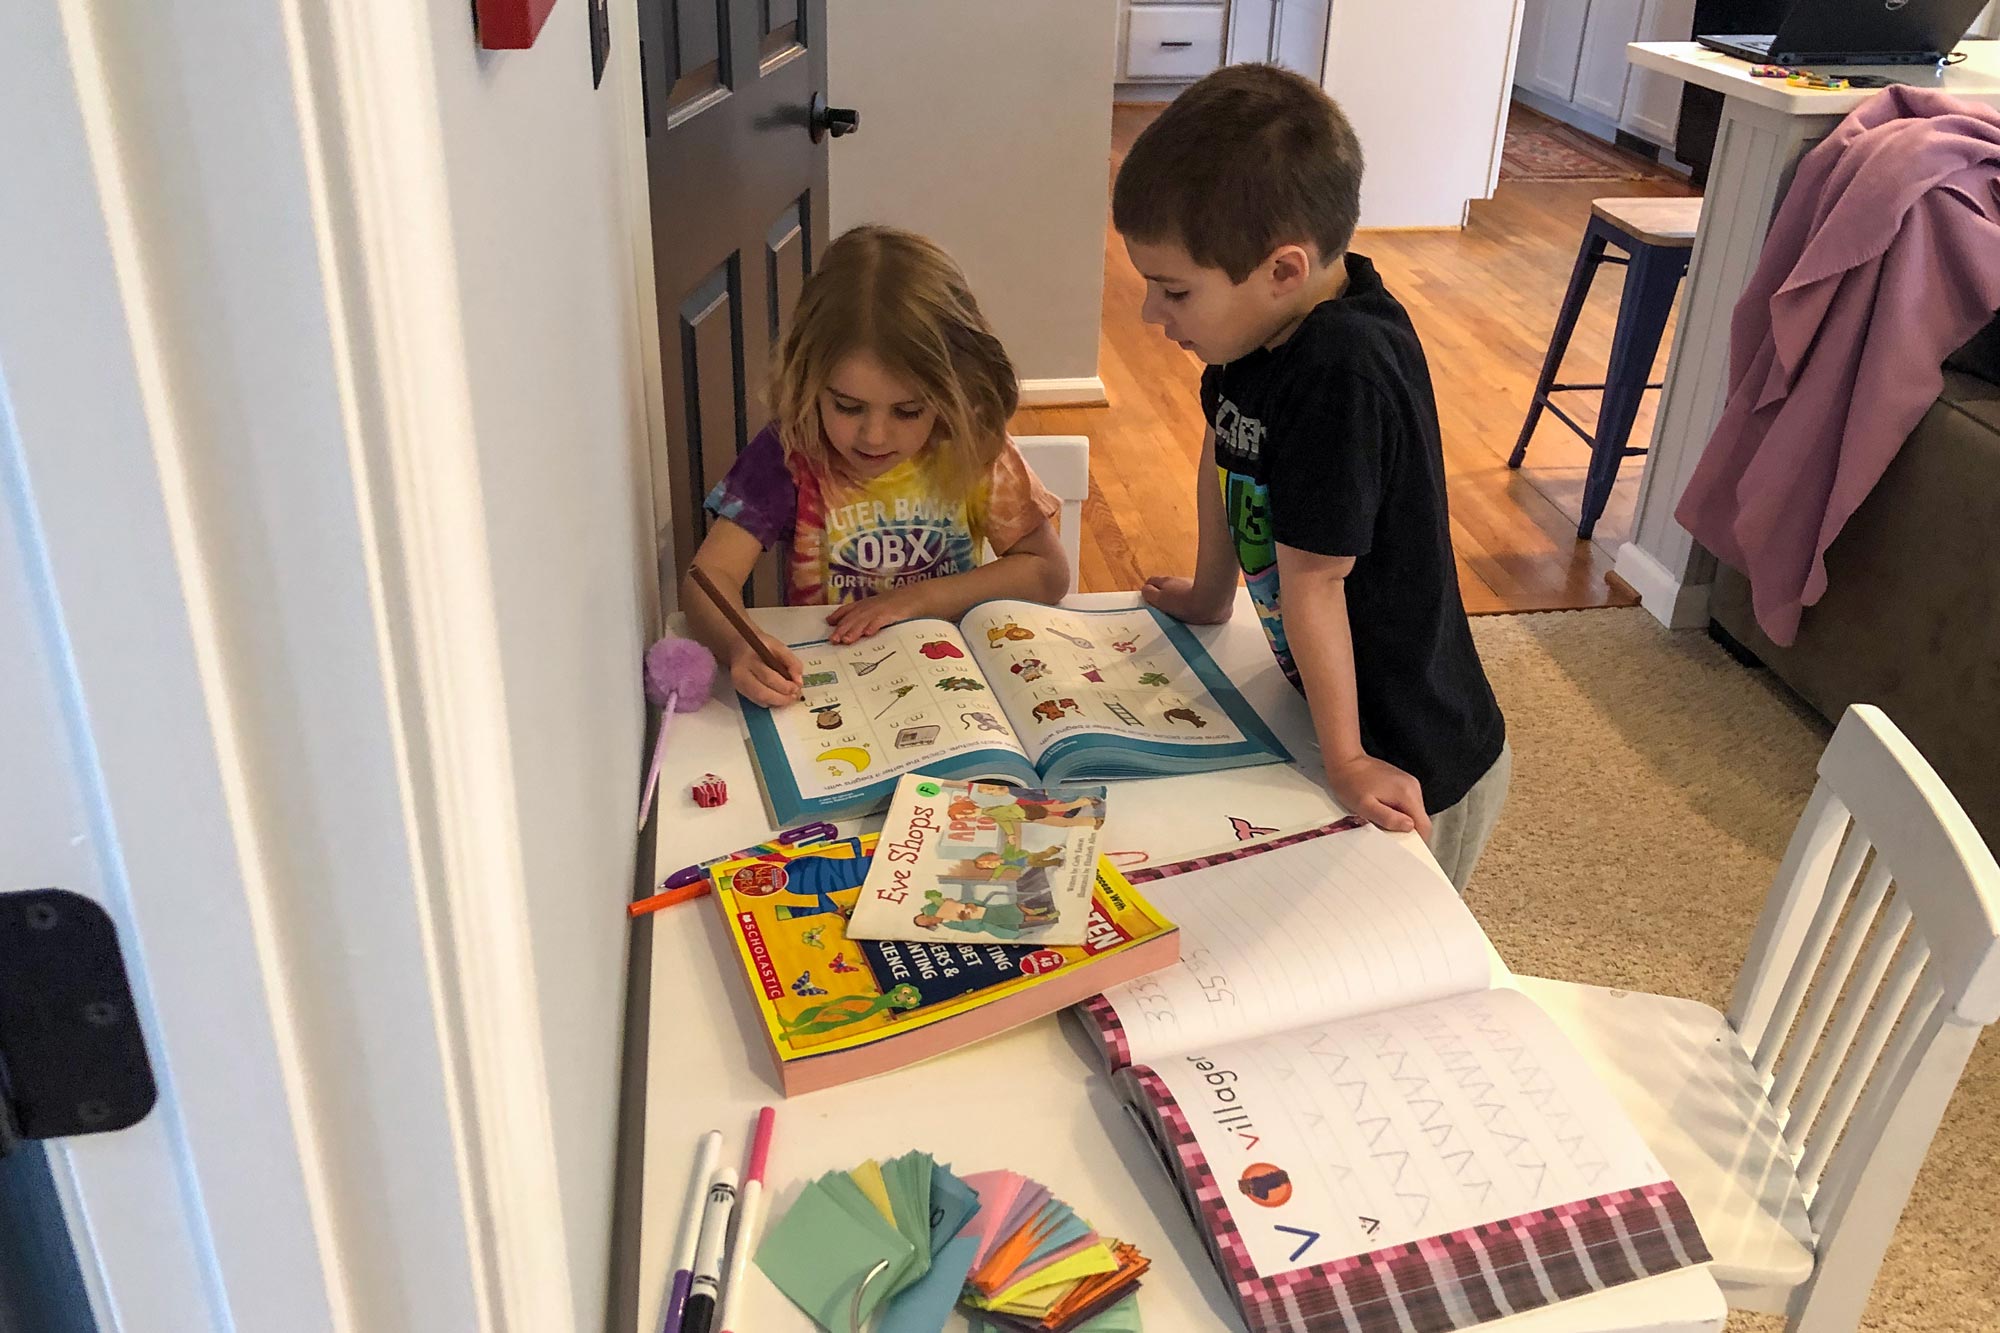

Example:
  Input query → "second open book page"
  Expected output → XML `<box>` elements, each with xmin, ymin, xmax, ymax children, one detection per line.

<box><xmin>1082</xmin><ymin>820</ymin><xmax>1497</xmax><ymax>1072</ymax></box>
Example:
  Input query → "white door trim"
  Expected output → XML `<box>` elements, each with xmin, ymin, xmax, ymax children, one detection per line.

<box><xmin>2</xmin><ymin>2</ymin><xmax>343</xmax><ymax>1327</ymax></box>
<box><xmin>295</xmin><ymin>1</ymin><xmax>580</xmax><ymax>1327</ymax></box>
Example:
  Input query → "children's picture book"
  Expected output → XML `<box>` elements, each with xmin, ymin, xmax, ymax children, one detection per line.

<box><xmin>847</xmin><ymin>776</ymin><xmax>1108</xmax><ymax>948</ymax></box>
<box><xmin>1072</xmin><ymin>821</ymin><xmax>1711</xmax><ymax>1333</ymax></box>
<box><xmin>741</xmin><ymin>599</ymin><xmax>1290</xmax><ymax>824</ymax></box>
<box><xmin>709</xmin><ymin>835</ymin><xmax>1179</xmax><ymax>1095</ymax></box>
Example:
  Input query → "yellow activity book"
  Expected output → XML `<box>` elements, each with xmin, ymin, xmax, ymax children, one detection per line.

<box><xmin>709</xmin><ymin>835</ymin><xmax>1178</xmax><ymax>1095</ymax></box>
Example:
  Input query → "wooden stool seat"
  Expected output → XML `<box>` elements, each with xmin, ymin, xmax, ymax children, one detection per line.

<box><xmin>1591</xmin><ymin>196</ymin><xmax>1702</xmax><ymax>249</ymax></box>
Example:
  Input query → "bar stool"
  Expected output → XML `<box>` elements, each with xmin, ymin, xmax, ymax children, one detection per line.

<box><xmin>1510</xmin><ymin>196</ymin><xmax>1700</xmax><ymax>540</ymax></box>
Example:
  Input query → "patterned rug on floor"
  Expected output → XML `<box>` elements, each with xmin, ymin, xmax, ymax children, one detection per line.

<box><xmin>1465</xmin><ymin>608</ymin><xmax>1998</xmax><ymax>1331</ymax></box>
<box><xmin>1501</xmin><ymin>105</ymin><xmax>1675</xmax><ymax>181</ymax></box>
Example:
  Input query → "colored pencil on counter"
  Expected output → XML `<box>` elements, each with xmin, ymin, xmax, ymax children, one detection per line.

<box><xmin>689</xmin><ymin>566</ymin><xmax>792</xmax><ymax>677</ymax></box>
<box><xmin>715</xmin><ymin>1107</ymin><xmax>775</xmax><ymax>1333</ymax></box>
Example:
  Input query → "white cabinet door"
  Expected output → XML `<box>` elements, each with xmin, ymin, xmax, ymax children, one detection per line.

<box><xmin>1620</xmin><ymin>0</ymin><xmax>1696</xmax><ymax>144</ymax></box>
<box><xmin>1520</xmin><ymin>0</ymin><xmax>1591</xmax><ymax>102</ymax></box>
<box><xmin>1517</xmin><ymin>0</ymin><xmax>1550</xmax><ymax>79</ymax></box>
<box><xmin>1226</xmin><ymin>0</ymin><xmax>1330</xmax><ymax>78</ymax></box>
<box><xmin>1273</xmin><ymin>0</ymin><xmax>1331</xmax><ymax>79</ymax></box>
<box><xmin>1575</xmin><ymin>0</ymin><xmax>1641</xmax><ymax>120</ymax></box>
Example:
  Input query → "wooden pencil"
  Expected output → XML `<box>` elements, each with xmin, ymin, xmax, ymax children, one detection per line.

<box><xmin>689</xmin><ymin>565</ymin><xmax>791</xmax><ymax>676</ymax></box>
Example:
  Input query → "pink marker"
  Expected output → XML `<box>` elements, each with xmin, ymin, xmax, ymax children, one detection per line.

<box><xmin>715</xmin><ymin>1107</ymin><xmax>775</xmax><ymax>1333</ymax></box>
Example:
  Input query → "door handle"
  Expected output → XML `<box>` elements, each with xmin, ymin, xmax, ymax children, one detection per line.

<box><xmin>809</xmin><ymin>92</ymin><xmax>860</xmax><ymax>143</ymax></box>
<box><xmin>1160</xmin><ymin>40</ymin><xmax>1194</xmax><ymax>47</ymax></box>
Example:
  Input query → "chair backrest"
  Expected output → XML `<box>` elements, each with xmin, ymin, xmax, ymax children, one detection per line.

<box><xmin>1727</xmin><ymin>706</ymin><xmax>2000</xmax><ymax>1312</ymax></box>
<box><xmin>1009</xmin><ymin>435</ymin><xmax>1088</xmax><ymax>580</ymax></box>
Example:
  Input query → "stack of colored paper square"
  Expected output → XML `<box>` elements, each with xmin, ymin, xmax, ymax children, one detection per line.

<box><xmin>755</xmin><ymin>1154</ymin><xmax>1145</xmax><ymax>1332</ymax></box>
<box><xmin>954</xmin><ymin>1168</ymin><xmax>1147</xmax><ymax>1332</ymax></box>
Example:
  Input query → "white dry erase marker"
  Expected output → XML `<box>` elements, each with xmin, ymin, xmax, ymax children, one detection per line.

<box><xmin>678</xmin><ymin>1166</ymin><xmax>739</xmax><ymax>1333</ymax></box>
<box><xmin>663</xmin><ymin>1131</ymin><xmax>723</xmax><ymax>1333</ymax></box>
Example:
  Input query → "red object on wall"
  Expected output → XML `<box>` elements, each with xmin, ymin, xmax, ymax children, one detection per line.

<box><xmin>477</xmin><ymin>0</ymin><xmax>559</xmax><ymax>49</ymax></box>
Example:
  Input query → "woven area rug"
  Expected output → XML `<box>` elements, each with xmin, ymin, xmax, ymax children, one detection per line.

<box><xmin>1501</xmin><ymin>105</ymin><xmax>1675</xmax><ymax>182</ymax></box>
<box><xmin>1465</xmin><ymin>608</ymin><xmax>1999</xmax><ymax>1331</ymax></box>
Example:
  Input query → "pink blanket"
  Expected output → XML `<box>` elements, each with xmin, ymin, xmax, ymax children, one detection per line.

<box><xmin>1675</xmin><ymin>86</ymin><xmax>2000</xmax><ymax>646</ymax></box>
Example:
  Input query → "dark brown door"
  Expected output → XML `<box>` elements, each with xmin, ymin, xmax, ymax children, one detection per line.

<box><xmin>639</xmin><ymin>0</ymin><xmax>834</xmax><ymax>604</ymax></box>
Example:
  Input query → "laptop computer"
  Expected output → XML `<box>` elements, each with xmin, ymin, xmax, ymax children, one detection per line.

<box><xmin>1698</xmin><ymin>0</ymin><xmax>1990</xmax><ymax>66</ymax></box>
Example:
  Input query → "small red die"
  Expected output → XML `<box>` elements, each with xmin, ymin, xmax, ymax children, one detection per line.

<box><xmin>691</xmin><ymin>773</ymin><xmax>728</xmax><ymax>808</ymax></box>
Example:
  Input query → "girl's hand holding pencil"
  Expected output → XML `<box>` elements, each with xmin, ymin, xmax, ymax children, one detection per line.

<box><xmin>728</xmin><ymin>632</ymin><xmax>804</xmax><ymax>707</ymax></box>
<box><xmin>689</xmin><ymin>564</ymin><xmax>805</xmax><ymax>707</ymax></box>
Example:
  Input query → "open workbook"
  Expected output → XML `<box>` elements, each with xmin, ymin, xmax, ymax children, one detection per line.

<box><xmin>1073</xmin><ymin>820</ymin><xmax>1710</xmax><ymax>1333</ymax></box>
<box><xmin>744</xmin><ymin>600</ymin><xmax>1290</xmax><ymax>824</ymax></box>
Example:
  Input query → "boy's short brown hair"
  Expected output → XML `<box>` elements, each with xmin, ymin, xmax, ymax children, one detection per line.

<box><xmin>1113</xmin><ymin>64</ymin><xmax>1364</xmax><ymax>284</ymax></box>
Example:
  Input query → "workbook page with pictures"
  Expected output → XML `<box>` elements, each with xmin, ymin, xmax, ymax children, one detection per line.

<box><xmin>961</xmin><ymin>600</ymin><xmax>1287</xmax><ymax>779</ymax></box>
<box><xmin>746</xmin><ymin>619</ymin><xmax>1042</xmax><ymax>823</ymax></box>
<box><xmin>743</xmin><ymin>601</ymin><xmax>1290</xmax><ymax>824</ymax></box>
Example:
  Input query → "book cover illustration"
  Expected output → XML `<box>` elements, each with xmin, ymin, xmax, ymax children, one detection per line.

<box><xmin>847</xmin><ymin>776</ymin><xmax>1109</xmax><ymax>947</ymax></box>
<box><xmin>711</xmin><ymin>835</ymin><xmax>1169</xmax><ymax>1068</ymax></box>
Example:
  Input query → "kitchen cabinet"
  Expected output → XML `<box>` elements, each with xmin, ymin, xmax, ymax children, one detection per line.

<box><xmin>1514</xmin><ymin>0</ymin><xmax>1696</xmax><ymax>149</ymax></box>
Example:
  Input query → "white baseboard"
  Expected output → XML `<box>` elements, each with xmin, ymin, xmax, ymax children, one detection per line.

<box><xmin>1114</xmin><ymin>83</ymin><xmax>1185</xmax><ymax>104</ymax></box>
<box><xmin>1509</xmin><ymin>85</ymin><xmax>1624</xmax><ymax>146</ymax></box>
<box><xmin>1615</xmin><ymin>542</ymin><xmax>1713</xmax><ymax>630</ymax></box>
<box><xmin>1018</xmin><ymin>376</ymin><xmax>1108</xmax><ymax>408</ymax></box>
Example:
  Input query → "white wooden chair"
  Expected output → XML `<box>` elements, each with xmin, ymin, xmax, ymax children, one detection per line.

<box><xmin>1518</xmin><ymin>704</ymin><xmax>2000</xmax><ymax>1332</ymax></box>
<box><xmin>1009</xmin><ymin>434</ymin><xmax>1089</xmax><ymax>580</ymax></box>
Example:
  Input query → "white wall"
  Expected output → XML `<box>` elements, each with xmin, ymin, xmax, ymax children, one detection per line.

<box><xmin>828</xmin><ymin>0</ymin><xmax>1118</xmax><ymax>390</ymax></box>
<box><xmin>1325</xmin><ymin>1</ymin><xmax>1524</xmax><ymax>228</ymax></box>
<box><xmin>420</xmin><ymin>7</ymin><xmax>654</xmax><ymax>1330</ymax></box>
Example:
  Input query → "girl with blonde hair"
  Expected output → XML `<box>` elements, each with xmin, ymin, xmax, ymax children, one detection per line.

<box><xmin>684</xmin><ymin>226</ymin><xmax>1070</xmax><ymax>706</ymax></box>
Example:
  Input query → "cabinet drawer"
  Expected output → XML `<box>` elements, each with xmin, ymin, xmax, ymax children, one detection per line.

<box><xmin>1124</xmin><ymin>5</ymin><xmax>1227</xmax><ymax>81</ymax></box>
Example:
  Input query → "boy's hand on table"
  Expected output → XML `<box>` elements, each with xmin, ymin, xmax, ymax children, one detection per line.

<box><xmin>1325</xmin><ymin>753</ymin><xmax>1432</xmax><ymax>839</ymax></box>
<box><xmin>731</xmin><ymin>636</ymin><xmax>804</xmax><ymax>708</ymax></box>
<box><xmin>1142</xmin><ymin>576</ymin><xmax>1232</xmax><ymax>625</ymax></box>
<box><xmin>825</xmin><ymin>585</ymin><xmax>934</xmax><ymax>644</ymax></box>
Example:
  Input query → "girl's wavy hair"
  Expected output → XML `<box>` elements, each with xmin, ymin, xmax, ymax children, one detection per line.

<box><xmin>768</xmin><ymin>226</ymin><xmax>1018</xmax><ymax>496</ymax></box>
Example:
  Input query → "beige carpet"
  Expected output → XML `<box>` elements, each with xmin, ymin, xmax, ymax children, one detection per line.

<box><xmin>1464</xmin><ymin>609</ymin><xmax>1999</xmax><ymax>1332</ymax></box>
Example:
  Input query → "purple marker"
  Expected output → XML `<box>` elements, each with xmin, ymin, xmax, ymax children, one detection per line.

<box><xmin>663</xmin><ymin>1131</ymin><xmax>723</xmax><ymax>1332</ymax></box>
<box><xmin>657</xmin><ymin>823</ymin><xmax>840</xmax><ymax>892</ymax></box>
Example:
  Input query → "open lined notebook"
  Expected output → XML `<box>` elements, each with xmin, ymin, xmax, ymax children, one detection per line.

<box><xmin>1073</xmin><ymin>821</ymin><xmax>1710</xmax><ymax>1333</ymax></box>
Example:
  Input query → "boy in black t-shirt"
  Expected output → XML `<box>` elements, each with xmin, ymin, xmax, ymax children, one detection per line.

<box><xmin>1111</xmin><ymin>64</ymin><xmax>1510</xmax><ymax>890</ymax></box>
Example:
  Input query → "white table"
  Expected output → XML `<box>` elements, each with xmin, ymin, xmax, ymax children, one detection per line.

<box><xmin>1613</xmin><ymin>39</ymin><xmax>2000</xmax><ymax>630</ymax></box>
<box><xmin>615</xmin><ymin>590</ymin><xmax>1726</xmax><ymax>1332</ymax></box>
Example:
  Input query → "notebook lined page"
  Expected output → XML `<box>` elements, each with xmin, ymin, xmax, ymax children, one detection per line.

<box><xmin>1095</xmin><ymin>823</ymin><xmax>1496</xmax><ymax>1069</ymax></box>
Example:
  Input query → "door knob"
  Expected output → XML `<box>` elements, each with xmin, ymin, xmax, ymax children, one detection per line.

<box><xmin>810</xmin><ymin>93</ymin><xmax>860</xmax><ymax>142</ymax></box>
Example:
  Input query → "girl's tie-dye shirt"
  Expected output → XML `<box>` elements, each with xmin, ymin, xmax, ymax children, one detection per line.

<box><xmin>704</xmin><ymin>425</ymin><xmax>1059</xmax><ymax>606</ymax></box>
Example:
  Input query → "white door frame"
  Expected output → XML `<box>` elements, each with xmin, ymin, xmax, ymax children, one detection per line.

<box><xmin>0</xmin><ymin>0</ymin><xmax>644</xmax><ymax>1327</ymax></box>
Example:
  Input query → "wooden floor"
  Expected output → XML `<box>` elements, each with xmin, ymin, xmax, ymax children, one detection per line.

<box><xmin>1013</xmin><ymin>104</ymin><xmax>1700</xmax><ymax>614</ymax></box>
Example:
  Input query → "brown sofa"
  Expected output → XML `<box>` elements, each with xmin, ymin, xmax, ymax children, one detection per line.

<box><xmin>1709</xmin><ymin>318</ymin><xmax>2000</xmax><ymax>842</ymax></box>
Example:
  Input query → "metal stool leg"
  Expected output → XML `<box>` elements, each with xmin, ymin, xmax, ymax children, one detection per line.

<box><xmin>1511</xmin><ymin>218</ymin><xmax>1612</xmax><ymax>469</ymax></box>
<box><xmin>1578</xmin><ymin>242</ymin><xmax>1688</xmax><ymax>540</ymax></box>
